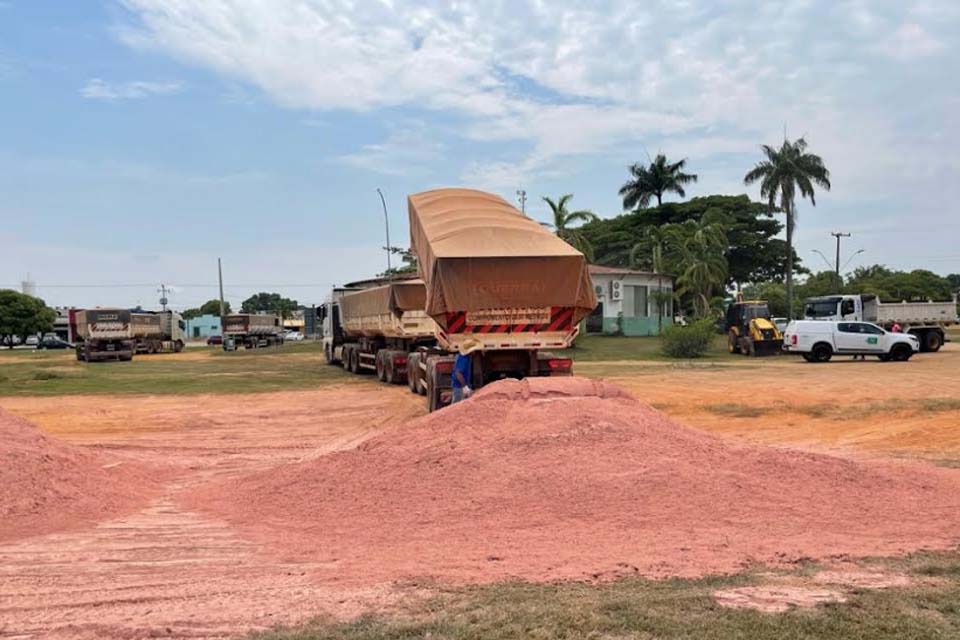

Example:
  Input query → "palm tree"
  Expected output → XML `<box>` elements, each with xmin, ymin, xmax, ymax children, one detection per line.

<box><xmin>629</xmin><ymin>227</ymin><xmax>671</xmax><ymax>331</ymax></box>
<box><xmin>619</xmin><ymin>153</ymin><xmax>698</xmax><ymax>210</ymax></box>
<box><xmin>744</xmin><ymin>137</ymin><xmax>830</xmax><ymax>318</ymax></box>
<box><xmin>541</xmin><ymin>194</ymin><xmax>599</xmax><ymax>259</ymax></box>
<box><xmin>666</xmin><ymin>217</ymin><xmax>728</xmax><ymax>318</ymax></box>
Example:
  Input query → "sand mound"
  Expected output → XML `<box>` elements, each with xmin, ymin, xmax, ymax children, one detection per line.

<box><xmin>184</xmin><ymin>378</ymin><xmax>960</xmax><ymax>585</ymax></box>
<box><xmin>0</xmin><ymin>407</ymin><xmax>160</xmax><ymax>541</ymax></box>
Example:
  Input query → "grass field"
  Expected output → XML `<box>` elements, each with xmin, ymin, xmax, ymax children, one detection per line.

<box><xmin>256</xmin><ymin>552</ymin><xmax>960</xmax><ymax>640</ymax></box>
<box><xmin>564</xmin><ymin>334</ymin><xmax>733</xmax><ymax>362</ymax></box>
<box><xmin>0</xmin><ymin>343</ymin><xmax>348</xmax><ymax>396</ymax></box>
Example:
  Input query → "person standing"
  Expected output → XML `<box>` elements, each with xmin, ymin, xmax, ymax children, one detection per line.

<box><xmin>451</xmin><ymin>338</ymin><xmax>482</xmax><ymax>403</ymax></box>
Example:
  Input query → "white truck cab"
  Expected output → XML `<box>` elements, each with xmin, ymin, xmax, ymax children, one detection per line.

<box><xmin>782</xmin><ymin>320</ymin><xmax>919</xmax><ymax>362</ymax></box>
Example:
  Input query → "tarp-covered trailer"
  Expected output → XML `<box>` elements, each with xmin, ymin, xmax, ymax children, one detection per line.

<box><xmin>407</xmin><ymin>187</ymin><xmax>598</xmax><ymax>410</ymax></box>
<box><xmin>222</xmin><ymin>313</ymin><xmax>284</xmax><ymax>349</ymax></box>
<box><xmin>74</xmin><ymin>308</ymin><xmax>135</xmax><ymax>362</ymax></box>
<box><xmin>324</xmin><ymin>279</ymin><xmax>438</xmax><ymax>383</ymax></box>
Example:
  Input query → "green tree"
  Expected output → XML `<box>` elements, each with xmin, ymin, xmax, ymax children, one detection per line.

<box><xmin>0</xmin><ymin>290</ymin><xmax>57</xmax><ymax>348</ymax></box>
<box><xmin>947</xmin><ymin>273</ymin><xmax>960</xmax><ymax>293</ymax></box>
<box><xmin>378</xmin><ymin>247</ymin><xmax>419</xmax><ymax>278</ymax></box>
<box><xmin>744</xmin><ymin>137</ymin><xmax>830</xmax><ymax>318</ymax></box>
<box><xmin>541</xmin><ymin>194</ymin><xmax>599</xmax><ymax>259</ymax></box>
<box><xmin>845</xmin><ymin>265</ymin><xmax>954</xmax><ymax>301</ymax></box>
<box><xmin>580</xmin><ymin>195</ymin><xmax>800</xmax><ymax>286</ymax></box>
<box><xmin>666</xmin><ymin>216</ymin><xmax>728</xmax><ymax>318</ymax></box>
<box><xmin>619</xmin><ymin>153</ymin><xmax>698</xmax><ymax>210</ymax></box>
<box><xmin>241</xmin><ymin>292</ymin><xmax>298</xmax><ymax>319</ymax></box>
<box><xmin>184</xmin><ymin>299</ymin><xmax>232</xmax><ymax>320</ymax></box>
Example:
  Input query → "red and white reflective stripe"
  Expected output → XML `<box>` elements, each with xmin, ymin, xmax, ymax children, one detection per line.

<box><xmin>444</xmin><ymin>307</ymin><xmax>575</xmax><ymax>334</ymax></box>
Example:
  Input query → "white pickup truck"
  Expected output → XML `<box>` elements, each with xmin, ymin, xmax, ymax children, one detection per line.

<box><xmin>783</xmin><ymin>320</ymin><xmax>919</xmax><ymax>362</ymax></box>
<box><xmin>803</xmin><ymin>294</ymin><xmax>957</xmax><ymax>352</ymax></box>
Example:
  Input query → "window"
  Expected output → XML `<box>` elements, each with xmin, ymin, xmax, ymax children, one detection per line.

<box><xmin>837</xmin><ymin>323</ymin><xmax>859</xmax><ymax>333</ymax></box>
<box><xmin>841</xmin><ymin>298</ymin><xmax>855</xmax><ymax>316</ymax></box>
<box><xmin>860</xmin><ymin>323</ymin><xmax>884</xmax><ymax>335</ymax></box>
<box><xmin>633</xmin><ymin>285</ymin><xmax>648</xmax><ymax>317</ymax></box>
<box><xmin>805</xmin><ymin>297</ymin><xmax>841</xmax><ymax>318</ymax></box>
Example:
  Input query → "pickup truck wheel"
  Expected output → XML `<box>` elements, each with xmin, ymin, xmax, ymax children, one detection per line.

<box><xmin>892</xmin><ymin>344</ymin><xmax>912</xmax><ymax>361</ymax></box>
<box><xmin>877</xmin><ymin>353</ymin><xmax>892</xmax><ymax>362</ymax></box>
<box><xmin>801</xmin><ymin>353</ymin><xmax>815</xmax><ymax>362</ymax></box>
<box><xmin>811</xmin><ymin>343</ymin><xmax>833</xmax><ymax>363</ymax></box>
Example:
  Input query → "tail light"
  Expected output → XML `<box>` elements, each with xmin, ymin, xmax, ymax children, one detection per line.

<box><xmin>547</xmin><ymin>358</ymin><xmax>572</xmax><ymax>371</ymax></box>
<box><xmin>435</xmin><ymin>360</ymin><xmax>454</xmax><ymax>374</ymax></box>
<box><xmin>393</xmin><ymin>356</ymin><xmax>407</xmax><ymax>366</ymax></box>
<box><xmin>791</xmin><ymin>335</ymin><xmax>797</xmax><ymax>345</ymax></box>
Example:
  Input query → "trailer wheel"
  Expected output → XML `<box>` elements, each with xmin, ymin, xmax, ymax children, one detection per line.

<box><xmin>350</xmin><ymin>348</ymin><xmax>361</xmax><ymax>374</ymax></box>
<box><xmin>407</xmin><ymin>353</ymin><xmax>420</xmax><ymax>393</ymax></box>
<box><xmin>427</xmin><ymin>364</ymin><xmax>443</xmax><ymax>412</ymax></box>
<box><xmin>384</xmin><ymin>356</ymin><xmax>396</xmax><ymax>384</ymax></box>
<box><xmin>375</xmin><ymin>351</ymin><xmax>387</xmax><ymax>381</ymax></box>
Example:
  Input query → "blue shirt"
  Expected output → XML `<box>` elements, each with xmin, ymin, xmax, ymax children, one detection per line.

<box><xmin>452</xmin><ymin>353</ymin><xmax>472</xmax><ymax>389</ymax></box>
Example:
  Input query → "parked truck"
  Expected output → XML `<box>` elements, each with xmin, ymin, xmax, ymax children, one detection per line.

<box><xmin>222</xmin><ymin>313</ymin><xmax>284</xmax><ymax>349</ymax></box>
<box><xmin>324</xmin><ymin>188</ymin><xmax>597</xmax><ymax>411</ymax></box>
<box><xmin>131</xmin><ymin>311</ymin><xmax>187</xmax><ymax>354</ymax></box>
<box><xmin>803</xmin><ymin>293</ymin><xmax>958</xmax><ymax>352</ymax></box>
<box><xmin>323</xmin><ymin>278</ymin><xmax>437</xmax><ymax>384</ymax></box>
<box><xmin>74</xmin><ymin>308</ymin><xmax>136</xmax><ymax>362</ymax></box>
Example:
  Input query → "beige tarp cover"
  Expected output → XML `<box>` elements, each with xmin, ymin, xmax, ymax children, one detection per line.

<box><xmin>408</xmin><ymin>188</ymin><xmax>597</xmax><ymax>322</ymax></box>
<box><xmin>340</xmin><ymin>280</ymin><xmax>427</xmax><ymax>320</ymax></box>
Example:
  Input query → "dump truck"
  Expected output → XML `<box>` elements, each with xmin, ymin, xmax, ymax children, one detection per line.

<box><xmin>222</xmin><ymin>313</ymin><xmax>284</xmax><ymax>349</ymax></box>
<box><xmin>725</xmin><ymin>299</ymin><xmax>783</xmax><ymax>356</ymax></box>
<box><xmin>74</xmin><ymin>308</ymin><xmax>136</xmax><ymax>362</ymax></box>
<box><xmin>322</xmin><ymin>278</ymin><xmax>437</xmax><ymax>383</ymax></box>
<box><xmin>131</xmin><ymin>311</ymin><xmax>186</xmax><ymax>354</ymax></box>
<box><xmin>803</xmin><ymin>293</ymin><xmax>958</xmax><ymax>352</ymax></box>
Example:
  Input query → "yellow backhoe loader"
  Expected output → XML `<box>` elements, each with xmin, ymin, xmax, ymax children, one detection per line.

<box><xmin>725</xmin><ymin>299</ymin><xmax>783</xmax><ymax>356</ymax></box>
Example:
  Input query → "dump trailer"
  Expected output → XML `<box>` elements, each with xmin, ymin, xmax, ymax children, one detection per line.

<box><xmin>74</xmin><ymin>309</ymin><xmax>135</xmax><ymax>362</ymax></box>
<box><xmin>405</xmin><ymin>187</ymin><xmax>597</xmax><ymax>411</ymax></box>
<box><xmin>322</xmin><ymin>279</ymin><xmax>438</xmax><ymax>383</ymax></box>
<box><xmin>131</xmin><ymin>311</ymin><xmax>186</xmax><ymax>354</ymax></box>
<box><xmin>803</xmin><ymin>294</ymin><xmax>958</xmax><ymax>352</ymax></box>
<box><xmin>222</xmin><ymin>313</ymin><xmax>284</xmax><ymax>349</ymax></box>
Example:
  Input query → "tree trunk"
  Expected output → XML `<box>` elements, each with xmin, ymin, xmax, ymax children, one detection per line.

<box><xmin>785</xmin><ymin>203</ymin><xmax>795</xmax><ymax>319</ymax></box>
<box><xmin>656</xmin><ymin>193</ymin><xmax>662</xmax><ymax>206</ymax></box>
<box><xmin>657</xmin><ymin>274</ymin><xmax>663</xmax><ymax>333</ymax></box>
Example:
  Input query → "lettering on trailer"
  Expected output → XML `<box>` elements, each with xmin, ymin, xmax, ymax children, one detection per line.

<box><xmin>445</xmin><ymin>307</ymin><xmax>575</xmax><ymax>334</ymax></box>
<box><xmin>467</xmin><ymin>307</ymin><xmax>551</xmax><ymax>326</ymax></box>
<box><xmin>95</xmin><ymin>313</ymin><xmax>119</xmax><ymax>321</ymax></box>
<box><xmin>224</xmin><ymin>324</ymin><xmax>246</xmax><ymax>333</ymax></box>
<box><xmin>91</xmin><ymin>322</ymin><xmax>128</xmax><ymax>332</ymax></box>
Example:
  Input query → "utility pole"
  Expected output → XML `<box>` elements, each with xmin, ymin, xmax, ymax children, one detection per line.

<box><xmin>217</xmin><ymin>258</ymin><xmax>226</xmax><ymax>318</ymax></box>
<box><xmin>831</xmin><ymin>231</ymin><xmax>851</xmax><ymax>288</ymax></box>
<box><xmin>516</xmin><ymin>189</ymin><xmax>527</xmax><ymax>214</ymax></box>
<box><xmin>158</xmin><ymin>284</ymin><xmax>169</xmax><ymax>311</ymax></box>
<box><xmin>376</xmin><ymin>188</ymin><xmax>392</xmax><ymax>273</ymax></box>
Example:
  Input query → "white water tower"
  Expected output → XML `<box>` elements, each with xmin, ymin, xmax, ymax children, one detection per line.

<box><xmin>21</xmin><ymin>275</ymin><xmax>36</xmax><ymax>297</ymax></box>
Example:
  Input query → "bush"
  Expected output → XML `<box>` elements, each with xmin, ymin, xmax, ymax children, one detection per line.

<box><xmin>660</xmin><ymin>319</ymin><xmax>716</xmax><ymax>358</ymax></box>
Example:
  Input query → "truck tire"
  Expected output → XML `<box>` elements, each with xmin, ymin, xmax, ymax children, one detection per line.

<box><xmin>384</xmin><ymin>355</ymin><xmax>397</xmax><ymax>385</ymax></box>
<box><xmin>341</xmin><ymin>345</ymin><xmax>352</xmax><ymax>371</ymax></box>
<box><xmin>811</xmin><ymin>343</ymin><xmax>832</xmax><ymax>363</ymax></box>
<box><xmin>324</xmin><ymin>343</ymin><xmax>334</xmax><ymax>365</ymax></box>
<box><xmin>375</xmin><ymin>351</ymin><xmax>387</xmax><ymax>381</ymax></box>
<box><xmin>427</xmin><ymin>364</ymin><xmax>442</xmax><ymax>412</ymax></box>
<box><xmin>174</xmin><ymin>340</ymin><xmax>184</xmax><ymax>353</ymax></box>
<box><xmin>891</xmin><ymin>344</ymin><xmax>913</xmax><ymax>361</ymax></box>
<box><xmin>746</xmin><ymin>339</ymin><xmax>756</xmax><ymax>357</ymax></box>
<box><xmin>350</xmin><ymin>348</ymin><xmax>361</xmax><ymax>374</ymax></box>
<box><xmin>407</xmin><ymin>353</ymin><xmax>420</xmax><ymax>393</ymax></box>
<box><xmin>921</xmin><ymin>330</ymin><xmax>942</xmax><ymax>352</ymax></box>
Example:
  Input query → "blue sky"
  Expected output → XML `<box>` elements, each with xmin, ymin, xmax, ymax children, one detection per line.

<box><xmin>2</xmin><ymin>0</ymin><xmax>958</xmax><ymax>310</ymax></box>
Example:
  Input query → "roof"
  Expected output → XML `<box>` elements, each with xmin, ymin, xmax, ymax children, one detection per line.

<box><xmin>588</xmin><ymin>264</ymin><xmax>671</xmax><ymax>279</ymax></box>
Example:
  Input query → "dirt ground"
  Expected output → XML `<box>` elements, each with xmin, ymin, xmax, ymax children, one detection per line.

<box><xmin>1</xmin><ymin>345</ymin><xmax>959</xmax><ymax>638</ymax></box>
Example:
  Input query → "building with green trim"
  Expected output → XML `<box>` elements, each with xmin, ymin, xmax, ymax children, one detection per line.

<box><xmin>585</xmin><ymin>265</ymin><xmax>674</xmax><ymax>336</ymax></box>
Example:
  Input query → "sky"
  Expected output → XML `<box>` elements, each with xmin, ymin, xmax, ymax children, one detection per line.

<box><xmin>1</xmin><ymin>0</ymin><xmax>958</xmax><ymax>310</ymax></box>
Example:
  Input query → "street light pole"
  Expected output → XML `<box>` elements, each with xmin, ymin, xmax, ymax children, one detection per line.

<box><xmin>376</xmin><ymin>188</ymin><xmax>392</xmax><ymax>273</ymax></box>
<box><xmin>516</xmin><ymin>189</ymin><xmax>527</xmax><ymax>215</ymax></box>
<box><xmin>831</xmin><ymin>231</ymin><xmax>851</xmax><ymax>288</ymax></box>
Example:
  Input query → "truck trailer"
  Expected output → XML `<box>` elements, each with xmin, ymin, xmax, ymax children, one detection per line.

<box><xmin>325</xmin><ymin>188</ymin><xmax>597</xmax><ymax>411</ymax></box>
<box><xmin>222</xmin><ymin>313</ymin><xmax>284</xmax><ymax>349</ymax></box>
<box><xmin>323</xmin><ymin>278</ymin><xmax>437</xmax><ymax>383</ymax></box>
<box><xmin>803</xmin><ymin>293</ymin><xmax>958</xmax><ymax>352</ymax></box>
<box><xmin>74</xmin><ymin>309</ymin><xmax>135</xmax><ymax>362</ymax></box>
<box><xmin>131</xmin><ymin>311</ymin><xmax>187</xmax><ymax>354</ymax></box>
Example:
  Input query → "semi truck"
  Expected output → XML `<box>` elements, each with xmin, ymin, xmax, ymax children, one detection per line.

<box><xmin>803</xmin><ymin>293</ymin><xmax>958</xmax><ymax>352</ymax></box>
<box><xmin>74</xmin><ymin>309</ymin><xmax>136</xmax><ymax>362</ymax></box>
<box><xmin>323</xmin><ymin>187</ymin><xmax>598</xmax><ymax>411</ymax></box>
<box><xmin>131</xmin><ymin>311</ymin><xmax>187</xmax><ymax>354</ymax></box>
<box><xmin>323</xmin><ymin>278</ymin><xmax>437</xmax><ymax>384</ymax></box>
<box><xmin>222</xmin><ymin>313</ymin><xmax>284</xmax><ymax>349</ymax></box>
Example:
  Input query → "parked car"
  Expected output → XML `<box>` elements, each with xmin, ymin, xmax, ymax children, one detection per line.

<box><xmin>772</xmin><ymin>317</ymin><xmax>789</xmax><ymax>334</ymax></box>
<box><xmin>25</xmin><ymin>335</ymin><xmax>40</xmax><ymax>346</ymax></box>
<box><xmin>782</xmin><ymin>320</ymin><xmax>919</xmax><ymax>362</ymax></box>
<box><xmin>206</xmin><ymin>335</ymin><xmax>223</xmax><ymax>346</ymax></box>
<box><xmin>37</xmin><ymin>336</ymin><xmax>73</xmax><ymax>350</ymax></box>
<box><xmin>283</xmin><ymin>331</ymin><xmax>305</xmax><ymax>341</ymax></box>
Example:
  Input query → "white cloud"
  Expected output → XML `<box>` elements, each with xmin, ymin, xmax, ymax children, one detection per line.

<box><xmin>338</xmin><ymin>125</ymin><xmax>445</xmax><ymax>176</ymax></box>
<box><xmin>80</xmin><ymin>78</ymin><xmax>182</xmax><ymax>100</ymax></box>
<box><xmin>877</xmin><ymin>22</ymin><xmax>945</xmax><ymax>60</ymax></box>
